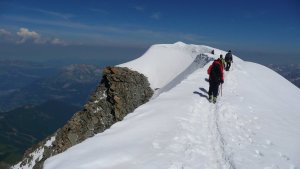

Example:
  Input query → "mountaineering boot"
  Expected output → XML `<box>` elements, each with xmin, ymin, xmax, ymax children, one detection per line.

<box><xmin>213</xmin><ymin>97</ymin><xmax>217</xmax><ymax>104</ymax></box>
<box><xmin>209</xmin><ymin>95</ymin><xmax>213</xmax><ymax>103</ymax></box>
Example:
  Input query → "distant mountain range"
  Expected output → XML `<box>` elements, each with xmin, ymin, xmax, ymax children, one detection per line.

<box><xmin>0</xmin><ymin>60</ymin><xmax>56</xmax><ymax>94</ymax></box>
<box><xmin>0</xmin><ymin>100</ymin><xmax>79</xmax><ymax>165</ymax></box>
<box><xmin>267</xmin><ymin>64</ymin><xmax>300</xmax><ymax>88</ymax></box>
<box><xmin>0</xmin><ymin>60</ymin><xmax>104</xmax><ymax>165</ymax></box>
<box><xmin>0</xmin><ymin>62</ymin><xmax>103</xmax><ymax>111</ymax></box>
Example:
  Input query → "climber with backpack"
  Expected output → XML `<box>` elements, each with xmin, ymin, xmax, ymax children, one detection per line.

<box><xmin>224</xmin><ymin>50</ymin><xmax>233</xmax><ymax>71</ymax></box>
<box><xmin>220</xmin><ymin>54</ymin><xmax>226</xmax><ymax>68</ymax></box>
<box><xmin>207</xmin><ymin>58</ymin><xmax>224</xmax><ymax>103</ymax></box>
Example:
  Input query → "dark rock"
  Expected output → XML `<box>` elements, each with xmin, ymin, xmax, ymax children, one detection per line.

<box><xmin>13</xmin><ymin>66</ymin><xmax>153</xmax><ymax>169</ymax></box>
<box><xmin>0</xmin><ymin>161</ymin><xmax>10</xmax><ymax>169</ymax></box>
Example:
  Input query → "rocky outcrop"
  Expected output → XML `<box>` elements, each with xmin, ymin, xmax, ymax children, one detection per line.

<box><xmin>12</xmin><ymin>66</ymin><xmax>153</xmax><ymax>169</ymax></box>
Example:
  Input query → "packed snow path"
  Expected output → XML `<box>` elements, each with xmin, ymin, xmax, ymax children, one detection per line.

<box><xmin>45</xmin><ymin>57</ymin><xmax>300</xmax><ymax>169</ymax></box>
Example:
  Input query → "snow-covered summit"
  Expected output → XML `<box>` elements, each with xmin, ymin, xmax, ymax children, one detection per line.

<box><xmin>41</xmin><ymin>42</ymin><xmax>300</xmax><ymax>169</ymax></box>
<box><xmin>118</xmin><ymin>42</ymin><xmax>213</xmax><ymax>89</ymax></box>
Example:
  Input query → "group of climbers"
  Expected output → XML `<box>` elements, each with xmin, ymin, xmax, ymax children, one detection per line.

<box><xmin>207</xmin><ymin>50</ymin><xmax>233</xmax><ymax>103</ymax></box>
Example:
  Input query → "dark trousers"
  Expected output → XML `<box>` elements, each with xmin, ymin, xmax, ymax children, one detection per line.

<box><xmin>208</xmin><ymin>81</ymin><xmax>220</xmax><ymax>97</ymax></box>
<box><xmin>225</xmin><ymin>61</ymin><xmax>231</xmax><ymax>71</ymax></box>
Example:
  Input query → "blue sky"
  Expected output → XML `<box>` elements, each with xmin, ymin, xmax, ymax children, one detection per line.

<box><xmin>0</xmin><ymin>0</ymin><xmax>299</xmax><ymax>64</ymax></box>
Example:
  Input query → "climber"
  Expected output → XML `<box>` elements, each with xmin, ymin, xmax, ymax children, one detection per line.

<box><xmin>207</xmin><ymin>58</ymin><xmax>224</xmax><ymax>103</ymax></box>
<box><xmin>224</xmin><ymin>50</ymin><xmax>233</xmax><ymax>71</ymax></box>
<box><xmin>220</xmin><ymin>54</ymin><xmax>226</xmax><ymax>68</ymax></box>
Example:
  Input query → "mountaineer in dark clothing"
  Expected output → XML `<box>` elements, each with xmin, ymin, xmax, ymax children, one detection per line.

<box><xmin>207</xmin><ymin>58</ymin><xmax>224</xmax><ymax>103</ymax></box>
<box><xmin>225</xmin><ymin>50</ymin><xmax>233</xmax><ymax>71</ymax></box>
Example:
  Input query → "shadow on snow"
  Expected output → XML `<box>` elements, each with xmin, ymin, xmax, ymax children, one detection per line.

<box><xmin>193</xmin><ymin>87</ymin><xmax>209</xmax><ymax>100</ymax></box>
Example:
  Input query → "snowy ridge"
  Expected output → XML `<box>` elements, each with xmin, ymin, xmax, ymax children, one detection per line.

<box><xmin>152</xmin><ymin>53</ymin><xmax>214</xmax><ymax>98</ymax></box>
<box><xmin>41</xmin><ymin>42</ymin><xmax>300</xmax><ymax>169</ymax></box>
<box><xmin>118</xmin><ymin>42</ymin><xmax>212</xmax><ymax>89</ymax></box>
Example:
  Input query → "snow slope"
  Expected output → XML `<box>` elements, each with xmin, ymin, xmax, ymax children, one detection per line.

<box><xmin>44</xmin><ymin>42</ymin><xmax>300</xmax><ymax>169</ymax></box>
<box><xmin>118</xmin><ymin>41</ymin><xmax>212</xmax><ymax>89</ymax></box>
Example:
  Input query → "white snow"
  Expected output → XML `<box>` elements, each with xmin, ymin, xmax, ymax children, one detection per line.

<box><xmin>45</xmin><ymin>136</ymin><xmax>56</xmax><ymax>147</ymax></box>
<box><xmin>41</xmin><ymin>42</ymin><xmax>300</xmax><ymax>169</ymax></box>
<box><xmin>118</xmin><ymin>41</ymin><xmax>212</xmax><ymax>89</ymax></box>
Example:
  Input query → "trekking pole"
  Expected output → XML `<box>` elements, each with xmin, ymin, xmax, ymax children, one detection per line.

<box><xmin>221</xmin><ymin>84</ymin><xmax>223</xmax><ymax>96</ymax></box>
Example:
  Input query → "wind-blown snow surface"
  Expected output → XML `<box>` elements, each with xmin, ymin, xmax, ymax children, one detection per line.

<box><xmin>44</xmin><ymin>42</ymin><xmax>300</xmax><ymax>169</ymax></box>
<box><xmin>118</xmin><ymin>41</ymin><xmax>212</xmax><ymax>89</ymax></box>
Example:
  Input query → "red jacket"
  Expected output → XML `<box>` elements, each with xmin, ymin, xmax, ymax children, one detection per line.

<box><xmin>207</xmin><ymin>59</ymin><xmax>224</xmax><ymax>82</ymax></box>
